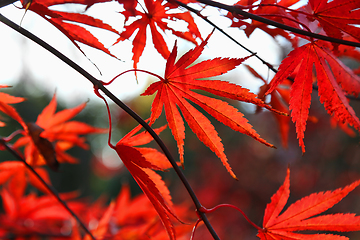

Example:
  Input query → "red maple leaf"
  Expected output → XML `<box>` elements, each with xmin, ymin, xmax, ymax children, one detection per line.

<box><xmin>141</xmin><ymin>33</ymin><xmax>283</xmax><ymax>179</ymax></box>
<box><xmin>257</xmin><ymin>168</ymin><xmax>360</xmax><ymax>239</ymax></box>
<box><xmin>227</xmin><ymin>0</ymin><xmax>302</xmax><ymax>48</ymax></box>
<box><xmin>0</xmin><ymin>85</ymin><xmax>26</xmax><ymax>129</ymax></box>
<box><xmin>21</xmin><ymin>0</ymin><xmax>119</xmax><ymax>58</ymax></box>
<box><xmin>111</xmin><ymin>185</ymin><xmax>192</xmax><ymax>239</ymax></box>
<box><xmin>308</xmin><ymin>0</ymin><xmax>360</xmax><ymax>43</ymax></box>
<box><xmin>0</xmin><ymin>161</ymin><xmax>51</xmax><ymax>199</ymax></box>
<box><xmin>115</xmin><ymin>0</ymin><xmax>202</xmax><ymax>70</ymax></box>
<box><xmin>113</xmin><ymin>185</ymin><xmax>162</xmax><ymax>237</ymax></box>
<box><xmin>0</xmin><ymin>188</ymin><xmax>82</xmax><ymax>238</ymax></box>
<box><xmin>111</xmin><ymin>123</ymin><xmax>178</xmax><ymax>240</ymax></box>
<box><xmin>13</xmin><ymin>93</ymin><xmax>106</xmax><ymax>167</ymax></box>
<box><xmin>70</xmin><ymin>201</ymin><xmax>115</xmax><ymax>240</ymax></box>
<box><xmin>266</xmin><ymin>40</ymin><xmax>360</xmax><ymax>152</ymax></box>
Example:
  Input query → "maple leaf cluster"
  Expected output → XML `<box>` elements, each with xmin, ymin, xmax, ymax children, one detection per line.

<box><xmin>19</xmin><ymin>0</ymin><xmax>203</xmax><ymax>65</ymax></box>
<box><xmin>0</xmin><ymin>88</ymin><xmax>194</xmax><ymax>239</ymax></box>
<box><xmin>17</xmin><ymin>0</ymin><xmax>360</xmax><ymax>161</ymax></box>
<box><xmin>1</xmin><ymin>0</ymin><xmax>360</xmax><ymax>239</ymax></box>
<box><xmin>0</xmin><ymin>92</ymin><xmax>105</xmax><ymax>196</ymax></box>
<box><xmin>227</xmin><ymin>0</ymin><xmax>360</xmax><ymax>152</ymax></box>
<box><xmin>18</xmin><ymin>0</ymin><xmax>360</xmax><ymax>153</ymax></box>
<box><xmin>0</xmin><ymin>183</ymin><xmax>192</xmax><ymax>239</ymax></box>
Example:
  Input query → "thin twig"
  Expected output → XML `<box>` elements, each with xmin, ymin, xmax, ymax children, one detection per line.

<box><xmin>0</xmin><ymin>139</ymin><xmax>96</xmax><ymax>240</ymax></box>
<box><xmin>0</xmin><ymin>13</ymin><xmax>220</xmax><ymax>240</ymax></box>
<box><xmin>0</xmin><ymin>0</ymin><xmax>17</xmax><ymax>8</ymax></box>
<box><xmin>171</xmin><ymin>0</ymin><xmax>277</xmax><ymax>73</ymax></box>
<box><xmin>200</xmin><ymin>204</ymin><xmax>261</xmax><ymax>230</ymax></box>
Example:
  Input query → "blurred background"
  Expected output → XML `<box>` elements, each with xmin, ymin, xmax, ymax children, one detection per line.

<box><xmin>1</xmin><ymin>0</ymin><xmax>360</xmax><ymax>239</ymax></box>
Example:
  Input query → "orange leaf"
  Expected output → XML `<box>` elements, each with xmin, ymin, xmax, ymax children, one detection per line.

<box><xmin>13</xmin><ymin>93</ymin><xmax>106</xmax><ymax>166</ymax></box>
<box><xmin>115</xmin><ymin>0</ymin><xmax>202</xmax><ymax>70</ymax></box>
<box><xmin>22</xmin><ymin>0</ymin><xmax>119</xmax><ymax>58</ymax></box>
<box><xmin>266</xmin><ymin>41</ymin><xmax>360</xmax><ymax>153</ymax></box>
<box><xmin>114</xmin><ymin>124</ymin><xmax>177</xmax><ymax>240</ymax></box>
<box><xmin>142</xmin><ymin>33</ymin><xmax>279</xmax><ymax>179</ymax></box>
<box><xmin>0</xmin><ymin>161</ymin><xmax>51</xmax><ymax>198</ymax></box>
<box><xmin>258</xmin><ymin>168</ymin><xmax>360</xmax><ymax>239</ymax></box>
<box><xmin>0</xmin><ymin>86</ymin><xmax>26</xmax><ymax>129</ymax></box>
<box><xmin>309</xmin><ymin>0</ymin><xmax>360</xmax><ymax>43</ymax></box>
<box><xmin>83</xmin><ymin>201</ymin><xmax>115</xmax><ymax>240</ymax></box>
<box><xmin>112</xmin><ymin>185</ymin><xmax>192</xmax><ymax>239</ymax></box>
<box><xmin>227</xmin><ymin>0</ymin><xmax>301</xmax><ymax>48</ymax></box>
<box><xmin>0</xmin><ymin>188</ymin><xmax>81</xmax><ymax>237</ymax></box>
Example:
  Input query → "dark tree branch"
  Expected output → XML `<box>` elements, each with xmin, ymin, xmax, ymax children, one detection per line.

<box><xmin>0</xmin><ymin>0</ymin><xmax>17</xmax><ymax>8</ymax></box>
<box><xmin>0</xmin><ymin>13</ymin><xmax>220</xmax><ymax>240</ymax></box>
<box><xmin>171</xmin><ymin>0</ymin><xmax>278</xmax><ymax>75</ymax></box>
<box><xmin>194</xmin><ymin>0</ymin><xmax>360</xmax><ymax>48</ymax></box>
<box><xmin>0</xmin><ymin>139</ymin><xmax>95</xmax><ymax>240</ymax></box>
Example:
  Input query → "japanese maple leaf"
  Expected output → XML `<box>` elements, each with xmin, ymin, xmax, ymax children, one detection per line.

<box><xmin>21</xmin><ymin>0</ymin><xmax>119</xmax><ymax>58</ymax></box>
<box><xmin>0</xmin><ymin>161</ymin><xmax>51</xmax><ymax>199</ymax></box>
<box><xmin>0</xmin><ymin>161</ymin><xmax>51</xmax><ymax>201</ymax></box>
<box><xmin>111</xmin><ymin>185</ymin><xmax>192</xmax><ymax>240</ymax></box>
<box><xmin>113</xmin><ymin>185</ymin><xmax>161</xmax><ymax>236</ymax></box>
<box><xmin>71</xmin><ymin>201</ymin><xmax>114</xmax><ymax>240</ymax></box>
<box><xmin>257</xmin><ymin>168</ymin><xmax>360</xmax><ymax>239</ymax></box>
<box><xmin>141</xmin><ymin>33</ymin><xmax>282</xmax><ymax>179</ymax></box>
<box><xmin>0</xmin><ymin>188</ymin><xmax>82</xmax><ymax>238</ymax></box>
<box><xmin>112</xmin><ymin>124</ymin><xmax>178</xmax><ymax>240</ymax></box>
<box><xmin>308</xmin><ymin>0</ymin><xmax>360</xmax><ymax>43</ymax></box>
<box><xmin>266</xmin><ymin>40</ymin><xmax>360</xmax><ymax>152</ymax></box>
<box><xmin>227</xmin><ymin>0</ymin><xmax>302</xmax><ymax>48</ymax></box>
<box><xmin>115</xmin><ymin>0</ymin><xmax>202</xmax><ymax>70</ymax></box>
<box><xmin>0</xmin><ymin>85</ymin><xmax>26</xmax><ymax>129</ymax></box>
<box><xmin>13</xmin><ymin>93</ymin><xmax>106</xmax><ymax>167</ymax></box>
<box><xmin>113</xmin><ymin>185</ymin><xmax>171</xmax><ymax>238</ymax></box>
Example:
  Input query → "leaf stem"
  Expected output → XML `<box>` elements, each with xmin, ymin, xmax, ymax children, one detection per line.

<box><xmin>103</xmin><ymin>69</ymin><xmax>165</xmax><ymax>86</ymax></box>
<box><xmin>190</xmin><ymin>218</ymin><xmax>202</xmax><ymax>240</ymax></box>
<box><xmin>0</xmin><ymin>139</ymin><xmax>96</xmax><ymax>240</ymax></box>
<box><xmin>0</xmin><ymin>13</ymin><xmax>220</xmax><ymax>240</ymax></box>
<box><xmin>171</xmin><ymin>0</ymin><xmax>296</xmax><ymax>93</ymax></box>
<box><xmin>200</xmin><ymin>204</ymin><xmax>262</xmax><ymax>231</ymax></box>
<box><xmin>2</xmin><ymin>129</ymin><xmax>24</xmax><ymax>142</ymax></box>
<box><xmin>171</xmin><ymin>0</ymin><xmax>279</xmax><ymax>77</ymax></box>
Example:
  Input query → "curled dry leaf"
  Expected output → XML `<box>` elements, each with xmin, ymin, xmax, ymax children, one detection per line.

<box><xmin>26</xmin><ymin>123</ymin><xmax>58</xmax><ymax>172</ymax></box>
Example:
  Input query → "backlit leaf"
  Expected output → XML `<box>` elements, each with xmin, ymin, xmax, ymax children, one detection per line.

<box><xmin>114</xmin><ymin>124</ymin><xmax>178</xmax><ymax>240</ymax></box>
<box><xmin>266</xmin><ymin>41</ymin><xmax>360</xmax><ymax>152</ymax></box>
<box><xmin>114</xmin><ymin>0</ymin><xmax>202</xmax><ymax>70</ymax></box>
<box><xmin>142</xmin><ymin>33</ymin><xmax>282</xmax><ymax>179</ymax></box>
<box><xmin>258</xmin><ymin>168</ymin><xmax>360</xmax><ymax>239</ymax></box>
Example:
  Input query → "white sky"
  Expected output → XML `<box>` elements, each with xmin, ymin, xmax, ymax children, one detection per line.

<box><xmin>0</xmin><ymin>0</ymin><xmax>304</xmax><ymax>168</ymax></box>
<box><xmin>0</xmin><ymin>1</ymin><xmax>286</xmax><ymax>108</ymax></box>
